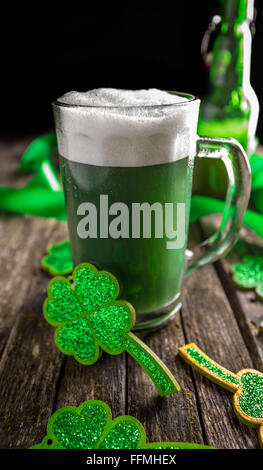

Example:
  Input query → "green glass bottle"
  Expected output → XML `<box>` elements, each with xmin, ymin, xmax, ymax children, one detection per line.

<box><xmin>194</xmin><ymin>0</ymin><xmax>259</xmax><ymax>198</ymax></box>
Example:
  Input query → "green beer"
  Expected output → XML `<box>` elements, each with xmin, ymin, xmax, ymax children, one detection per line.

<box><xmin>60</xmin><ymin>156</ymin><xmax>193</xmax><ymax>317</ymax></box>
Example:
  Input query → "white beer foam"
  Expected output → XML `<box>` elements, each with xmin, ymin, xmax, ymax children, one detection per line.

<box><xmin>58</xmin><ymin>88</ymin><xmax>188</xmax><ymax>107</ymax></box>
<box><xmin>54</xmin><ymin>88</ymin><xmax>200</xmax><ymax>167</ymax></box>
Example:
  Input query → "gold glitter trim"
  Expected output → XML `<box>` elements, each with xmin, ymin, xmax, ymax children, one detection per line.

<box><xmin>259</xmin><ymin>425</ymin><xmax>263</xmax><ymax>448</ymax></box>
<box><xmin>178</xmin><ymin>343</ymin><xmax>239</xmax><ymax>392</ymax></box>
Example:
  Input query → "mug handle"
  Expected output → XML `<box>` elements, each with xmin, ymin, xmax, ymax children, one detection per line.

<box><xmin>185</xmin><ymin>136</ymin><xmax>251</xmax><ymax>277</ymax></box>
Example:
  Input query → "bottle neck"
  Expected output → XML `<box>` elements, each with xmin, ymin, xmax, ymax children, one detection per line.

<box><xmin>210</xmin><ymin>0</ymin><xmax>254</xmax><ymax>91</ymax></box>
<box><xmin>221</xmin><ymin>0</ymin><xmax>253</xmax><ymax>23</ymax></box>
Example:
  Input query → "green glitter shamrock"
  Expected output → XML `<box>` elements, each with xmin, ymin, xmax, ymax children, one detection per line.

<box><xmin>43</xmin><ymin>263</ymin><xmax>180</xmax><ymax>396</ymax></box>
<box><xmin>231</xmin><ymin>255</ymin><xmax>263</xmax><ymax>302</ymax></box>
<box><xmin>179</xmin><ymin>343</ymin><xmax>263</xmax><ymax>448</ymax></box>
<box><xmin>41</xmin><ymin>239</ymin><xmax>73</xmax><ymax>276</ymax></box>
<box><xmin>31</xmin><ymin>400</ymin><xmax>212</xmax><ymax>449</ymax></box>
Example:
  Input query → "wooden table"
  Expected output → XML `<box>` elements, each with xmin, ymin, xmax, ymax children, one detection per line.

<box><xmin>0</xmin><ymin>137</ymin><xmax>262</xmax><ymax>449</ymax></box>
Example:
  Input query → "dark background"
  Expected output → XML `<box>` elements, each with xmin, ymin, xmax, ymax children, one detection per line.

<box><xmin>1</xmin><ymin>1</ymin><xmax>262</xmax><ymax>140</ymax></box>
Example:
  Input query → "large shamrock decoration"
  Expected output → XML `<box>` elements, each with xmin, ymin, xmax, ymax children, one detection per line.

<box><xmin>31</xmin><ymin>400</ymin><xmax>212</xmax><ymax>449</ymax></box>
<box><xmin>179</xmin><ymin>343</ymin><xmax>263</xmax><ymax>448</ymax></box>
<box><xmin>41</xmin><ymin>239</ymin><xmax>73</xmax><ymax>276</ymax></box>
<box><xmin>43</xmin><ymin>263</ymin><xmax>179</xmax><ymax>396</ymax></box>
<box><xmin>231</xmin><ymin>254</ymin><xmax>263</xmax><ymax>301</ymax></box>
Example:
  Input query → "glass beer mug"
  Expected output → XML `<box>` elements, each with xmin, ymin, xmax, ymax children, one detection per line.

<box><xmin>53</xmin><ymin>89</ymin><xmax>251</xmax><ymax>332</ymax></box>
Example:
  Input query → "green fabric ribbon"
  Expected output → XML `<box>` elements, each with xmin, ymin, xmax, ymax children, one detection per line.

<box><xmin>190</xmin><ymin>195</ymin><xmax>263</xmax><ymax>239</ymax></box>
<box><xmin>0</xmin><ymin>133</ymin><xmax>66</xmax><ymax>221</ymax></box>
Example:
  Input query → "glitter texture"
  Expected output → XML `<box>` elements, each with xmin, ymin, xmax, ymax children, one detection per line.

<box><xmin>238</xmin><ymin>372</ymin><xmax>263</xmax><ymax>419</ymax></box>
<box><xmin>99</xmin><ymin>421</ymin><xmax>141</xmax><ymax>449</ymax></box>
<box><xmin>75</xmin><ymin>265</ymin><xmax>118</xmax><ymax>311</ymax></box>
<box><xmin>53</xmin><ymin>404</ymin><xmax>107</xmax><ymax>449</ymax></box>
<box><xmin>41</xmin><ymin>239</ymin><xmax>73</xmax><ymax>276</ymax></box>
<box><xmin>125</xmin><ymin>335</ymin><xmax>177</xmax><ymax>394</ymax></box>
<box><xmin>184</xmin><ymin>347</ymin><xmax>239</xmax><ymax>386</ymax></box>
<box><xmin>45</xmin><ymin>280</ymin><xmax>83</xmax><ymax>325</ymax></box>
<box><xmin>31</xmin><ymin>400</ymin><xmax>212</xmax><ymax>449</ymax></box>
<box><xmin>231</xmin><ymin>255</ymin><xmax>263</xmax><ymax>301</ymax></box>
<box><xmin>56</xmin><ymin>317</ymin><xmax>98</xmax><ymax>363</ymax></box>
<box><xmin>43</xmin><ymin>263</ymin><xmax>179</xmax><ymax>396</ymax></box>
<box><xmin>89</xmin><ymin>304</ymin><xmax>130</xmax><ymax>352</ymax></box>
<box><xmin>179</xmin><ymin>343</ymin><xmax>263</xmax><ymax>448</ymax></box>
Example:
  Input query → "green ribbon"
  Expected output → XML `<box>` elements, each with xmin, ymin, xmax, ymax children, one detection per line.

<box><xmin>0</xmin><ymin>133</ymin><xmax>66</xmax><ymax>220</ymax></box>
<box><xmin>190</xmin><ymin>195</ymin><xmax>263</xmax><ymax>239</ymax></box>
<box><xmin>1</xmin><ymin>134</ymin><xmax>263</xmax><ymax>240</ymax></box>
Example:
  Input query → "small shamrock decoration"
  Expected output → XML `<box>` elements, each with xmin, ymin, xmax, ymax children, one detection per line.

<box><xmin>31</xmin><ymin>400</ymin><xmax>212</xmax><ymax>449</ymax></box>
<box><xmin>43</xmin><ymin>263</ymin><xmax>180</xmax><ymax>396</ymax></box>
<box><xmin>231</xmin><ymin>255</ymin><xmax>263</xmax><ymax>301</ymax></box>
<box><xmin>41</xmin><ymin>239</ymin><xmax>73</xmax><ymax>276</ymax></box>
<box><xmin>179</xmin><ymin>343</ymin><xmax>263</xmax><ymax>448</ymax></box>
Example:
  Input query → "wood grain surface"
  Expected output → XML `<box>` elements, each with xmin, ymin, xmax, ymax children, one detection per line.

<box><xmin>0</xmin><ymin>138</ymin><xmax>262</xmax><ymax>449</ymax></box>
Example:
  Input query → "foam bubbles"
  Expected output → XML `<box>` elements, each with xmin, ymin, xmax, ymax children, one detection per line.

<box><xmin>53</xmin><ymin>88</ymin><xmax>200</xmax><ymax>167</ymax></box>
<box><xmin>58</xmin><ymin>88</ymin><xmax>188</xmax><ymax>107</ymax></box>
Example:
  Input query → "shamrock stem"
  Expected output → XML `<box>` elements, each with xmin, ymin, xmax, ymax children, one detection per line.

<box><xmin>179</xmin><ymin>343</ymin><xmax>240</xmax><ymax>392</ymax></box>
<box><xmin>124</xmin><ymin>332</ymin><xmax>180</xmax><ymax>396</ymax></box>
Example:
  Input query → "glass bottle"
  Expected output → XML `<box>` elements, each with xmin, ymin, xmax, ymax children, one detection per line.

<box><xmin>193</xmin><ymin>0</ymin><xmax>259</xmax><ymax>198</ymax></box>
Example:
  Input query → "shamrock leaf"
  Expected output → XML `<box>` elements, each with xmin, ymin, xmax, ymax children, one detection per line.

<box><xmin>44</xmin><ymin>279</ymin><xmax>83</xmax><ymax>326</ymax></box>
<box><xmin>42</xmin><ymin>239</ymin><xmax>73</xmax><ymax>276</ymax></box>
<box><xmin>44</xmin><ymin>264</ymin><xmax>131</xmax><ymax>358</ymax></box>
<box><xmin>31</xmin><ymin>401</ymin><xmax>111</xmax><ymax>449</ymax></box>
<box><xmin>55</xmin><ymin>317</ymin><xmax>100</xmax><ymax>364</ymax></box>
<box><xmin>43</xmin><ymin>263</ymin><xmax>180</xmax><ymax>396</ymax></box>
<box><xmin>74</xmin><ymin>262</ymin><xmax>119</xmax><ymax>311</ymax></box>
<box><xmin>88</xmin><ymin>303</ymin><xmax>132</xmax><ymax>353</ymax></box>
<box><xmin>98</xmin><ymin>416</ymin><xmax>144</xmax><ymax>449</ymax></box>
<box><xmin>231</xmin><ymin>255</ymin><xmax>263</xmax><ymax>302</ymax></box>
<box><xmin>235</xmin><ymin>370</ymin><xmax>263</xmax><ymax>422</ymax></box>
<box><xmin>31</xmin><ymin>400</ymin><xmax>213</xmax><ymax>449</ymax></box>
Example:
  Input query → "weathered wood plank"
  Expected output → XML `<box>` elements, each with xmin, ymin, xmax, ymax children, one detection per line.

<box><xmin>0</xmin><ymin>216</ymin><xmax>67</xmax><ymax>358</ymax></box>
<box><xmin>127</xmin><ymin>311</ymin><xmax>205</xmax><ymax>446</ymax></box>
<box><xmin>0</xmin><ymin>139</ymin><xmax>65</xmax><ymax>447</ymax></box>
<box><xmin>0</xmin><ymin>282</ymin><xmax>64</xmax><ymax>449</ymax></box>
<box><xmin>0</xmin><ymin>204</ymin><xmax>69</xmax><ymax>446</ymax></box>
<box><xmin>200</xmin><ymin>214</ymin><xmax>263</xmax><ymax>371</ymax></box>
<box><xmin>181</xmin><ymin>226</ymin><xmax>259</xmax><ymax>448</ymax></box>
<box><xmin>54</xmin><ymin>354</ymin><xmax>126</xmax><ymax>422</ymax></box>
